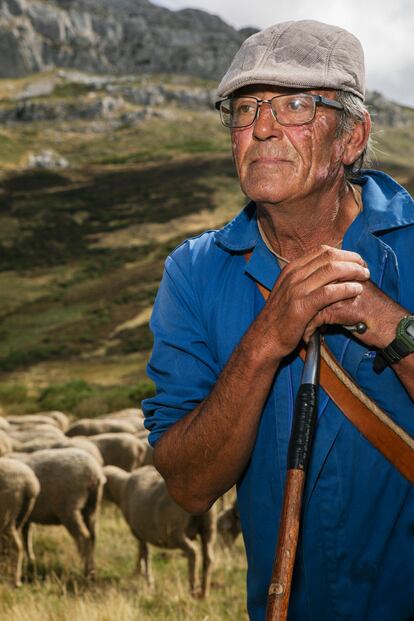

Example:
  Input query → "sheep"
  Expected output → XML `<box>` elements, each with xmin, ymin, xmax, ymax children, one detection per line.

<box><xmin>7</xmin><ymin>411</ymin><xmax>69</xmax><ymax>432</ymax></box>
<box><xmin>10</xmin><ymin>448</ymin><xmax>105</xmax><ymax>578</ymax></box>
<box><xmin>0</xmin><ymin>457</ymin><xmax>40</xmax><ymax>586</ymax></box>
<box><xmin>0</xmin><ymin>418</ymin><xmax>10</xmax><ymax>431</ymax></box>
<box><xmin>66</xmin><ymin>418</ymin><xmax>137</xmax><ymax>437</ymax></box>
<box><xmin>12</xmin><ymin>437</ymin><xmax>103</xmax><ymax>465</ymax></box>
<box><xmin>7</xmin><ymin>424</ymin><xmax>66</xmax><ymax>446</ymax></box>
<box><xmin>35</xmin><ymin>410</ymin><xmax>69</xmax><ymax>431</ymax></box>
<box><xmin>98</xmin><ymin>408</ymin><xmax>144</xmax><ymax>420</ymax></box>
<box><xmin>62</xmin><ymin>438</ymin><xmax>104</xmax><ymax>466</ymax></box>
<box><xmin>84</xmin><ymin>432</ymin><xmax>146</xmax><ymax>471</ymax></box>
<box><xmin>0</xmin><ymin>430</ymin><xmax>13</xmax><ymax>457</ymax></box>
<box><xmin>141</xmin><ymin>441</ymin><xmax>153</xmax><ymax>467</ymax></box>
<box><xmin>6</xmin><ymin>414</ymin><xmax>62</xmax><ymax>430</ymax></box>
<box><xmin>97</xmin><ymin>409</ymin><xmax>147</xmax><ymax>435</ymax></box>
<box><xmin>217</xmin><ymin>500</ymin><xmax>241</xmax><ymax>548</ymax></box>
<box><xmin>11</xmin><ymin>437</ymin><xmax>61</xmax><ymax>453</ymax></box>
<box><xmin>104</xmin><ymin>465</ymin><xmax>216</xmax><ymax>597</ymax></box>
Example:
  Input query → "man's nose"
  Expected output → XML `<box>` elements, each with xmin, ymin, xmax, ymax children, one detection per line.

<box><xmin>253</xmin><ymin>102</ymin><xmax>284</xmax><ymax>140</ymax></box>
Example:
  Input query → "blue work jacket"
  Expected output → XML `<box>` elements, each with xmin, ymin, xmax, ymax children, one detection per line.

<box><xmin>143</xmin><ymin>170</ymin><xmax>414</xmax><ymax>621</ymax></box>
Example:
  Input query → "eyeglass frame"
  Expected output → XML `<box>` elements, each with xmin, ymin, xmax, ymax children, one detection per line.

<box><xmin>214</xmin><ymin>93</ymin><xmax>344</xmax><ymax>128</ymax></box>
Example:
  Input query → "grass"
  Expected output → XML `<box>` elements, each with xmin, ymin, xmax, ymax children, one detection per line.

<box><xmin>0</xmin><ymin>378</ymin><xmax>155</xmax><ymax>417</ymax></box>
<box><xmin>0</xmin><ymin>503</ymin><xmax>248</xmax><ymax>621</ymax></box>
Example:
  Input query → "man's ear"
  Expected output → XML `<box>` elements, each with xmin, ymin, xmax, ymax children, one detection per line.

<box><xmin>341</xmin><ymin>111</ymin><xmax>371</xmax><ymax>166</ymax></box>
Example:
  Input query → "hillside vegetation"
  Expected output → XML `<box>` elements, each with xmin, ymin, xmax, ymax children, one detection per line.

<box><xmin>0</xmin><ymin>71</ymin><xmax>413</xmax><ymax>417</ymax></box>
<box><xmin>0</xmin><ymin>71</ymin><xmax>242</xmax><ymax>415</ymax></box>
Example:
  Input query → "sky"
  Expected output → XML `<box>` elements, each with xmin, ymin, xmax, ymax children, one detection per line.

<box><xmin>152</xmin><ymin>0</ymin><xmax>414</xmax><ymax>108</ymax></box>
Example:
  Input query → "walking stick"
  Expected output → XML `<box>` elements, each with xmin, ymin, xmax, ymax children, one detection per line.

<box><xmin>265</xmin><ymin>331</ymin><xmax>321</xmax><ymax>621</ymax></box>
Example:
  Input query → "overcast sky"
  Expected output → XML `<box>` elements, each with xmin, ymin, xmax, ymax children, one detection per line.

<box><xmin>153</xmin><ymin>0</ymin><xmax>414</xmax><ymax>108</ymax></box>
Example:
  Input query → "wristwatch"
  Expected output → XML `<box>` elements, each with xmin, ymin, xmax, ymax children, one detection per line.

<box><xmin>374</xmin><ymin>315</ymin><xmax>414</xmax><ymax>373</ymax></box>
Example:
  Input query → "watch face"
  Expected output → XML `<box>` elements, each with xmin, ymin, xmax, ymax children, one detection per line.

<box><xmin>399</xmin><ymin>316</ymin><xmax>414</xmax><ymax>352</ymax></box>
<box><xmin>407</xmin><ymin>322</ymin><xmax>414</xmax><ymax>339</ymax></box>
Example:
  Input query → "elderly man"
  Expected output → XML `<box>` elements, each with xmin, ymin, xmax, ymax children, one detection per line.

<box><xmin>143</xmin><ymin>20</ymin><xmax>414</xmax><ymax>621</ymax></box>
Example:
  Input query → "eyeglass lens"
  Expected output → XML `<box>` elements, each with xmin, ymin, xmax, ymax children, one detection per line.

<box><xmin>221</xmin><ymin>94</ymin><xmax>316</xmax><ymax>128</ymax></box>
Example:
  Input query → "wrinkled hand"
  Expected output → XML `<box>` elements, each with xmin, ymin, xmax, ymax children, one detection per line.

<box><xmin>303</xmin><ymin>278</ymin><xmax>408</xmax><ymax>348</ymax></box>
<box><xmin>256</xmin><ymin>245</ymin><xmax>370</xmax><ymax>361</ymax></box>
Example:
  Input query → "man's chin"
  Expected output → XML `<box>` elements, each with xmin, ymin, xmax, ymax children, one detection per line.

<box><xmin>241</xmin><ymin>174</ymin><xmax>295</xmax><ymax>204</ymax></box>
<box><xmin>241</xmin><ymin>186</ymin><xmax>288</xmax><ymax>205</ymax></box>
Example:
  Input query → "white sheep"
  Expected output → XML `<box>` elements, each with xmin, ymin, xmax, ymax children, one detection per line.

<box><xmin>96</xmin><ymin>410</ymin><xmax>147</xmax><ymax>438</ymax></box>
<box><xmin>104</xmin><ymin>465</ymin><xmax>216</xmax><ymax>597</ymax></box>
<box><xmin>6</xmin><ymin>414</ymin><xmax>62</xmax><ymax>430</ymax></box>
<box><xmin>35</xmin><ymin>411</ymin><xmax>69</xmax><ymax>431</ymax></box>
<box><xmin>61</xmin><ymin>437</ymin><xmax>104</xmax><ymax>466</ymax></box>
<box><xmin>11</xmin><ymin>448</ymin><xmax>105</xmax><ymax>578</ymax></box>
<box><xmin>0</xmin><ymin>430</ymin><xmax>13</xmax><ymax>457</ymax></box>
<box><xmin>7</xmin><ymin>424</ymin><xmax>66</xmax><ymax>446</ymax></box>
<box><xmin>0</xmin><ymin>457</ymin><xmax>40</xmax><ymax>586</ymax></box>
<box><xmin>6</xmin><ymin>411</ymin><xmax>69</xmax><ymax>432</ymax></box>
<box><xmin>0</xmin><ymin>418</ymin><xmax>11</xmax><ymax>432</ymax></box>
<box><xmin>66</xmin><ymin>418</ymin><xmax>137</xmax><ymax>437</ymax></box>
<box><xmin>12</xmin><ymin>437</ymin><xmax>103</xmax><ymax>465</ymax></box>
<box><xmin>84</xmin><ymin>432</ymin><xmax>146</xmax><ymax>471</ymax></box>
<box><xmin>11</xmin><ymin>437</ymin><xmax>62</xmax><ymax>454</ymax></box>
<box><xmin>141</xmin><ymin>441</ymin><xmax>153</xmax><ymax>467</ymax></box>
<box><xmin>98</xmin><ymin>408</ymin><xmax>144</xmax><ymax>420</ymax></box>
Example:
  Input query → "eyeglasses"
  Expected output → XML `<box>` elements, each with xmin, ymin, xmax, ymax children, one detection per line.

<box><xmin>215</xmin><ymin>93</ymin><xmax>344</xmax><ymax>129</ymax></box>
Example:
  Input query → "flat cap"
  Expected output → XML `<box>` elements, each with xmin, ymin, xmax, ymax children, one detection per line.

<box><xmin>217</xmin><ymin>20</ymin><xmax>365</xmax><ymax>100</ymax></box>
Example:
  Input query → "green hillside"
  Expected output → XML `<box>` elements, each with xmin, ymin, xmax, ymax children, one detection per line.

<box><xmin>0</xmin><ymin>72</ymin><xmax>413</xmax><ymax>416</ymax></box>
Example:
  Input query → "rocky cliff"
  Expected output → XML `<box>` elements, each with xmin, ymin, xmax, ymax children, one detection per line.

<box><xmin>0</xmin><ymin>0</ymin><xmax>254</xmax><ymax>79</ymax></box>
<box><xmin>0</xmin><ymin>0</ymin><xmax>411</xmax><ymax>126</ymax></box>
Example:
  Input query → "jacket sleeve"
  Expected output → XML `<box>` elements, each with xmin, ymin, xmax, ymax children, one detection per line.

<box><xmin>142</xmin><ymin>251</ymin><xmax>220</xmax><ymax>447</ymax></box>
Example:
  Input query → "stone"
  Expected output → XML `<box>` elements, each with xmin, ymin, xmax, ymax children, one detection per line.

<box><xmin>27</xmin><ymin>149</ymin><xmax>69</xmax><ymax>169</ymax></box>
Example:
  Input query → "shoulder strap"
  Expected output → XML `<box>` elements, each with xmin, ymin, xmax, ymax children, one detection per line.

<box><xmin>246</xmin><ymin>258</ymin><xmax>414</xmax><ymax>484</ymax></box>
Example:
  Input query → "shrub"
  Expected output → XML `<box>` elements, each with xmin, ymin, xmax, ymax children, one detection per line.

<box><xmin>36</xmin><ymin>379</ymin><xmax>155</xmax><ymax>418</ymax></box>
<box><xmin>38</xmin><ymin>379</ymin><xmax>93</xmax><ymax>412</ymax></box>
<box><xmin>0</xmin><ymin>383</ymin><xmax>28</xmax><ymax>405</ymax></box>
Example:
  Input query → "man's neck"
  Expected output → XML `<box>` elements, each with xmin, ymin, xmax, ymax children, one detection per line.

<box><xmin>256</xmin><ymin>180</ymin><xmax>361</xmax><ymax>262</ymax></box>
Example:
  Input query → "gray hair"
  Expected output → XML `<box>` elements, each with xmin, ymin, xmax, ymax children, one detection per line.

<box><xmin>335</xmin><ymin>90</ymin><xmax>374</xmax><ymax>178</ymax></box>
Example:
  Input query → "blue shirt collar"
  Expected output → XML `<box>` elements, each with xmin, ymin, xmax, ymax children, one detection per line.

<box><xmin>214</xmin><ymin>200</ymin><xmax>259</xmax><ymax>252</ymax></box>
<box><xmin>350</xmin><ymin>169</ymin><xmax>414</xmax><ymax>232</ymax></box>
<box><xmin>214</xmin><ymin>169</ymin><xmax>414</xmax><ymax>254</ymax></box>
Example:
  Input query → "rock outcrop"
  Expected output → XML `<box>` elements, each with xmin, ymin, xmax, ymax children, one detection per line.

<box><xmin>365</xmin><ymin>90</ymin><xmax>411</xmax><ymax>127</ymax></box>
<box><xmin>0</xmin><ymin>0</ymin><xmax>254</xmax><ymax>80</ymax></box>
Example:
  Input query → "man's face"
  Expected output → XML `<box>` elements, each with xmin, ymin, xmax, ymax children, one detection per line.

<box><xmin>231</xmin><ymin>85</ymin><xmax>349</xmax><ymax>205</ymax></box>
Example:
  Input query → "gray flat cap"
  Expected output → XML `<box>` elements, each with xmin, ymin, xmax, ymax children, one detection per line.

<box><xmin>217</xmin><ymin>20</ymin><xmax>365</xmax><ymax>100</ymax></box>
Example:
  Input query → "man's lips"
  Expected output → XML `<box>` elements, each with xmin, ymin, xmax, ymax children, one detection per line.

<box><xmin>250</xmin><ymin>157</ymin><xmax>291</xmax><ymax>164</ymax></box>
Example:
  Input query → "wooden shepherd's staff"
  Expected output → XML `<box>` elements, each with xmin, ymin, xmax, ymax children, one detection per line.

<box><xmin>266</xmin><ymin>331</ymin><xmax>321</xmax><ymax>621</ymax></box>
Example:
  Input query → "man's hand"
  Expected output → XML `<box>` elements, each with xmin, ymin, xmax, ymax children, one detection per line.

<box><xmin>258</xmin><ymin>245</ymin><xmax>370</xmax><ymax>362</ymax></box>
<box><xmin>303</xmin><ymin>278</ymin><xmax>408</xmax><ymax>348</ymax></box>
<box><xmin>302</xmin><ymin>260</ymin><xmax>414</xmax><ymax>400</ymax></box>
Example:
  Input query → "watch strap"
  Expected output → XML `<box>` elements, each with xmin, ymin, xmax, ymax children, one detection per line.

<box><xmin>374</xmin><ymin>315</ymin><xmax>414</xmax><ymax>373</ymax></box>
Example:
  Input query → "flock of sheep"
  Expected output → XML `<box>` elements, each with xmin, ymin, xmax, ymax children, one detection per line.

<box><xmin>0</xmin><ymin>408</ymin><xmax>240</xmax><ymax>597</ymax></box>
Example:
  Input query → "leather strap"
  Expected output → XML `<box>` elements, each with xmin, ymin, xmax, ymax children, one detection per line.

<box><xmin>246</xmin><ymin>259</ymin><xmax>414</xmax><ymax>484</ymax></box>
